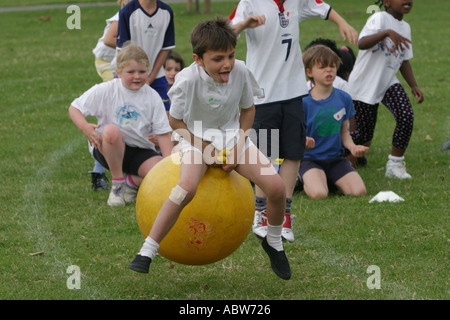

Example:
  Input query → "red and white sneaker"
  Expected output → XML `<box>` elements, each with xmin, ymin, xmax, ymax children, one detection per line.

<box><xmin>252</xmin><ymin>209</ymin><xmax>268</xmax><ymax>239</ymax></box>
<box><xmin>281</xmin><ymin>213</ymin><xmax>295</xmax><ymax>242</ymax></box>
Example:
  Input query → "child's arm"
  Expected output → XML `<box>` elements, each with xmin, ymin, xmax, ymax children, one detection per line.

<box><xmin>341</xmin><ymin>120</ymin><xmax>368</xmax><ymax>158</ymax></box>
<box><xmin>69</xmin><ymin>106</ymin><xmax>102</xmax><ymax>149</ymax></box>
<box><xmin>305</xmin><ymin>136</ymin><xmax>315</xmax><ymax>150</ymax></box>
<box><xmin>103</xmin><ymin>21</ymin><xmax>119</xmax><ymax>48</ymax></box>
<box><xmin>156</xmin><ymin>132</ymin><xmax>173</xmax><ymax>157</ymax></box>
<box><xmin>231</xmin><ymin>15</ymin><xmax>265</xmax><ymax>35</ymax></box>
<box><xmin>399</xmin><ymin>60</ymin><xmax>424</xmax><ymax>104</ymax></box>
<box><xmin>147</xmin><ymin>50</ymin><xmax>169</xmax><ymax>86</ymax></box>
<box><xmin>358</xmin><ymin>29</ymin><xmax>411</xmax><ymax>52</ymax></box>
<box><xmin>328</xmin><ymin>9</ymin><xmax>358</xmax><ymax>45</ymax></box>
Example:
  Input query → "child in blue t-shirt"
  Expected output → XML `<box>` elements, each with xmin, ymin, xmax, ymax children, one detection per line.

<box><xmin>300</xmin><ymin>45</ymin><xmax>368</xmax><ymax>199</ymax></box>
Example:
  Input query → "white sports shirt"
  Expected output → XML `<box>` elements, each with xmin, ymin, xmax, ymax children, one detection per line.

<box><xmin>348</xmin><ymin>11</ymin><xmax>413</xmax><ymax>105</ymax></box>
<box><xmin>71</xmin><ymin>79</ymin><xmax>172</xmax><ymax>150</ymax></box>
<box><xmin>92</xmin><ymin>12</ymin><xmax>119</xmax><ymax>62</ymax></box>
<box><xmin>169</xmin><ymin>60</ymin><xmax>261</xmax><ymax>150</ymax></box>
<box><xmin>230</xmin><ymin>0</ymin><xmax>331</xmax><ymax>105</ymax></box>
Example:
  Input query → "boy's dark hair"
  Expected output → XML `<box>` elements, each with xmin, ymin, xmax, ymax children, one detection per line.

<box><xmin>164</xmin><ymin>50</ymin><xmax>185</xmax><ymax>70</ymax></box>
<box><xmin>305</xmin><ymin>38</ymin><xmax>345</xmax><ymax>77</ymax></box>
<box><xmin>305</xmin><ymin>38</ymin><xmax>355</xmax><ymax>80</ymax></box>
<box><xmin>190</xmin><ymin>16</ymin><xmax>237</xmax><ymax>58</ymax></box>
<box><xmin>375</xmin><ymin>0</ymin><xmax>385</xmax><ymax>9</ymax></box>
<box><xmin>338</xmin><ymin>46</ymin><xmax>356</xmax><ymax>80</ymax></box>
<box><xmin>305</xmin><ymin>38</ymin><xmax>340</xmax><ymax>57</ymax></box>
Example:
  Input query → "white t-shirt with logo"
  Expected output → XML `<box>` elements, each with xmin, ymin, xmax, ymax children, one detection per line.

<box><xmin>71</xmin><ymin>78</ymin><xmax>171</xmax><ymax>150</ymax></box>
<box><xmin>348</xmin><ymin>11</ymin><xmax>413</xmax><ymax>104</ymax></box>
<box><xmin>168</xmin><ymin>60</ymin><xmax>261</xmax><ymax>150</ymax></box>
<box><xmin>230</xmin><ymin>0</ymin><xmax>331</xmax><ymax>105</ymax></box>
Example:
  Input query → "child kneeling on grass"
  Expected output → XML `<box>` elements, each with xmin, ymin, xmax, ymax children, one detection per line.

<box><xmin>129</xmin><ymin>17</ymin><xmax>291</xmax><ymax>280</ymax></box>
<box><xmin>69</xmin><ymin>43</ymin><xmax>173</xmax><ymax>207</ymax></box>
<box><xmin>300</xmin><ymin>45</ymin><xmax>368</xmax><ymax>200</ymax></box>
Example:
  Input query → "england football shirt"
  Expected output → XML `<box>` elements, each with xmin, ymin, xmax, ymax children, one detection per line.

<box><xmin>230</xmin><ymin>0</ymin><xmax>331</xmax><ymax>105</ymax></box>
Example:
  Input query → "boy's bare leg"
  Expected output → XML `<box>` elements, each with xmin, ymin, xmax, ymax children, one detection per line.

<box><xmin>235</xmin><ymin>145</ymin><xmax>291</xmax><ymax>280</ymax></box>
<box><xmin>254</xmin><ymin>158</ymin><xmax>299</xmax><ymax>241</ymax></box>
<box><xmin>278</xmin><ymin>159</ymin><xmax>300</xmax><ymax>198</ymax></box>
<box><xmin>302</xmin><ymin>168</ymin><xmax>329</xmax><ymax>200</ymax></box>
<box><xmin>149</xmin><ymin>151</ymin><xmax>207</xmax><ymax>243</ymax></box>
<box><xmin>98</xmin><ymin>124</ymin><xmax>125</xmax><ymax>180</ymax></box>
<box><xmin>335</xmin><ymin>172</ymin><xmax>366</xmax><ymax>196</ymax></box>
<box><xmin>129</xmin><ymin>150</ymin><xmax>207</xmax><ymax>273</ymax></box>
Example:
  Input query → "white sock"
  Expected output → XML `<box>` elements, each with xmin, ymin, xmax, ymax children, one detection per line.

<box><xmin>388</xmin><ymin>154</ymin><xmax>404</xmax><ymax>162</ymax></box>
<box><xmin>267</xmin><ymin>223</ymin><xmax>283</xmax><ymax>252</ymax></box>
<box><xmin>138</xmin><ymin>236</ymin><xmax>159</xmax><ymax>260</ymax></box>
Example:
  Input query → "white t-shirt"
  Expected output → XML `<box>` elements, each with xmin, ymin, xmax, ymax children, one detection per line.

<box><xmin>348</xmin><ymin>11</ymin><xmax>413</xmax><ymax>104</ymax></box>
<box><xmin>71</xmin><ymin>79</ymin><xmax>171</xmax><ymax>150</ymax></box>
<box><xmin>230</xmin><ymin>0</ymin><xmax>331</xmax><ymax>105</ymax></box>
<box><xmin>168</xmin><ymin>60</ymin><xmax>261</xmax><ymax>150</ymax></box>
<box><xmin>92</xmin><ymin>12</ymin><xmax>119</xmax><ymax>62</ymax></box>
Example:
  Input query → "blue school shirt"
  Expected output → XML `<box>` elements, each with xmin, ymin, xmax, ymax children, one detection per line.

<box><xmin>303</xmin><ymin>88</ymin><xmax>355</xmax><ymax>160</ymax></box>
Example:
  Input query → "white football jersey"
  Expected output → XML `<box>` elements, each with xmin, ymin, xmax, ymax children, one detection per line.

<box><xmin>230</xmin><ymin>0</ymin><xmax>331</xmax><ymax>105</ymax></box>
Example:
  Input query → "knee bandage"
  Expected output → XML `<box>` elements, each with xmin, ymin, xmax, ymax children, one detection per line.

<box><xmin>169</xmin><ymin>185</ymin><xmax>188</xmax><ymax>205</ymax></box>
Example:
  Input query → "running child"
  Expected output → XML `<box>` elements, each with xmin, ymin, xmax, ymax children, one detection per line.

<box><xmin>348</xmin><ymin>0</ymin><xmax>423</xmax><ymax>179</ymax></box>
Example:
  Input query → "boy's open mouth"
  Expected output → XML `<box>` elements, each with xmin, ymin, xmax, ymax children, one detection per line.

<box><xmin>219</xmin><ymin>72</ymin><xmax>230</xmax><ymax>82</ymax></box>
<box><xmin>403</xmin><ymin>1</ymin><xmax>412</xmax><ymax>10</ymax></box>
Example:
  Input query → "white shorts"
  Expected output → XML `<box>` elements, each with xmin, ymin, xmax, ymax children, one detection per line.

<box><xmin>177</xmin><ymin>137</ymin><xmax>254</xmax><ymax>165</ymax></box>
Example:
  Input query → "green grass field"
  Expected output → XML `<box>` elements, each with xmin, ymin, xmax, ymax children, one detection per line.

<box><xmin>0</xmin><ymin>0</ymin><xmax>448</xmax><ymax>302</ymax></box>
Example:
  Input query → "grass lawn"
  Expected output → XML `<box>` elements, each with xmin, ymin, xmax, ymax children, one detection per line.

<box><xmin>0</xmin><ymin>0</ymin><xmax>448</xmax><ymax>303</ymax></box>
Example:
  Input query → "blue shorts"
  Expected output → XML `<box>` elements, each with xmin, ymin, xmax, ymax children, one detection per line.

<box><xmin>151</xmin><ymin>76</ymin><xmax>170</xmax><ymax>111</ymax></box>
<box><xmin>299</xmin><ymin>157</ymin><xmax>355</xmax><ymax>184</ymax></box>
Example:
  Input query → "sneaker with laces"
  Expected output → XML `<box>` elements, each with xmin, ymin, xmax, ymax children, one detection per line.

<box><xmin>261</xmin><ymin>237</ymin><xmax>291</xmax><ymax>280</ymax></box>
<box><xmin>385</xmin><ymin>159</ymin><xmax>412</xmax><ymax>179</ymax></box>
<box><xmin>252</xmin><ymin>209</ymin><xmax>268</xmax><ymax>239</ymax></box>
<box><xmin>91</xmin><ymin>172</ymin><xmax>109</xmax><ymax>191</ymax></box>
<box><xmin>107</xmin><ymin>183</ymin><xmax>138</xmax><ymax>207</ymax></box>
<box><xmin>282</xmin><ymin>213</ymin><xmax>295</xmax><ymax>242</ymax></box>
<box><xmin>107</xmin><ymin>183</ymin><xmax>126</xmax><ymax>206</ymax></box>
<box><xmin>129</xmin><ymin>254</ymin><xmax>152</xmax><ymax>273</ymax></box>
<box><xmin>123</xmin><ymin>184</ymin><xmax>138</xmax><ymax>203</ymax></box>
